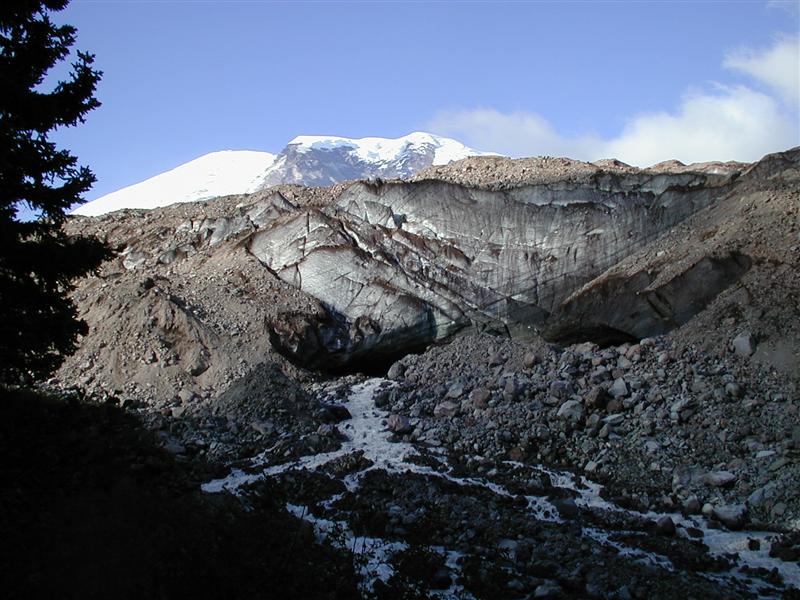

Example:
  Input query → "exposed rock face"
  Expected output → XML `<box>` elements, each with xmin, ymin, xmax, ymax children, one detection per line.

<box><xmin>544</xmin><ymin>146</ymin><xmax>800</xmax><ymax>375</ymax></box>
<box><xmin>249</xmin><ymin>169</ymin><xmax>741</xmax><ymax>368</ymax></box>
<box><xmin>545</xmin><ymin>251</ymin><xmax>754</xmax><ymax>345</ymax></box>
<box><xmin>63</xmin><ymin>148</ymin><xmax>798</xmax><ymax>374</ymax></box>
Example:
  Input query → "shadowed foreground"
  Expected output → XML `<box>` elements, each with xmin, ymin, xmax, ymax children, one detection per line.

<box><xmin>0</xmin><ymin>388</ymin><xmax>358</xmax><ymax>600</ymax></box>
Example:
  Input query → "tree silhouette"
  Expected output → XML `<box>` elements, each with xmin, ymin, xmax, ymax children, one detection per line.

<box><xmin>0</xmin><ymin>0</ymin><xmax>110</xmax><ymax>384</ymax></box>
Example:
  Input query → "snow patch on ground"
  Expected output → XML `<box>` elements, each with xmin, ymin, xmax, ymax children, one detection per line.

<box><xmin>74</xmin><ymin>150</ymin><xmax>276</xmax><ymax>216</ymax></box>
<box><xmin>542</xmin><ymin>463</ymin><xmax>800</xmax><ymax>593</ymax></box>
<box><xmin>203</xmin><ymin>378</ymin><xmax>799</xmax><ymax>596</ymax></box>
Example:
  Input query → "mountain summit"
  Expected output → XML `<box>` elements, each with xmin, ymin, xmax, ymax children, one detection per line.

<box><xmin>259</xmin><ymin>131</ymin><xmax>496</xmax><ymax>188</ymax></box>
<box><xmin>73</xmin><ymin>133</ymin><xmax>495</xmax><ymax>216</ymax></box>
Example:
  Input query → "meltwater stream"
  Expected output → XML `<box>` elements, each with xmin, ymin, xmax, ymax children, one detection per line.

<box><xmin>203</xmin><ymin>378</ymin><xmax>799</xmax><ymax>598</ymax></box>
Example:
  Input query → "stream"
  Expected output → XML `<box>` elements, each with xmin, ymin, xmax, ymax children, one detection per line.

<box><xmin>203</xmin><ymin>378</ymin><xmax>799</xmax><ymax>598</ymax></box>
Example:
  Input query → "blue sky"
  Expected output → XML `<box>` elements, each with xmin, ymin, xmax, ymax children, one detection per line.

<box><xmin>47</xmin><ymin>0</ymin><xmax>800</xmax><ymax>203</ymax></box>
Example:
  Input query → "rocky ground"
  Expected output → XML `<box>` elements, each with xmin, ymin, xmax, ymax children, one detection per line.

<box><xmin>551</xmin><ymin>148</ymin><xmax>800</xmax><ymax>377</ymax></box>
<box><xmin>41</xmin><ymin>148</ymin><xmax>800</xmax><ymax>598</ymax></box>
<box><xmin>384</xmin><ymin>332</ymin><xmax>799</xmax><ymax>532</ymax></box>
<box><xmin>42</xmin><ymin>329</ymin><xmax>800</xmax><ymax>597</ymax></box>
<box><xmin>412</xmin><ymin>154</ymin><xmax>744</xmax><ymax>190</ymax></box>
<box><xmin>204</xmin><ymin>373</ymin><xmax>800</xmax><ymax>599</ymax></box>
<box><xmin>0</xmin><ymin>387</ymin><xmax>358</xmax><ymax>599</ymax></box>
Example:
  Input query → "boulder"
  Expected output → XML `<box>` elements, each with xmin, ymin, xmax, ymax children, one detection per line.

<box><xmin>702</xmin><ymin>471</ymin><xmax>737</xmax><ymax>488</ymax></box>
<box><xmin>584</xmin><ymin>386</ymin><xmax>608</xmax><ymax>409</ymax></box>
<box><xmin>549</xmin><ymin>380</ymin><xmax>573</xmax><ymax>399</ymax></box>
<box><xmin>386</xmin><ymin>414</ymin><xmax>414</xmax><ymax>435</ymax></box>
<box><xmin>557</xmin><ymin>400</ymin><xmax>585</xmax><ymax>424</ymax></box>
<box><xmin>609</xmin><ymin>378</ymin><xmax>629</xmax><ymax>398</ymax></box>
<box><xmin>502</xmin><ymin>379</ymin><xmax>522</xmax><ymax>402</ymax></box>
<box><xmin>387</xmin><ymin>363</ymin><xmax>406</xmax><ymax>380</ymax></box>
<box><xmin>732</xmin><ymin>332</ymin><xmax>756</xmax><ymax>357</ymax></box>
<box><xmin>552</xmin><ymin>497</ymin><xmax>579</xmax><ymax>519</ymax></box>
<box><xmin>445</xmin><ymin>381</ymin><xmax>466</xmax><ymax>399</ymax></box>
<box><xmin>712</xmin><ymin>505</ymin><xmax>748</xmax><ymax>530</ymax></box>
<box><xmin>724</xmin><ymin>382</ymin><xmax>743</xmax><ymax>398</ymax></box>
<box><xmin>682</xmin><ymin>496</ymin><xmax>702</xmax><ymax>515</ymax></box>
<box><xmin>523</xmin><ymin>352</ymin><xmax>540</xmax><ymax>368</ymax></box>
<box><xmin>433</xmin><ymin>401</ymin><xmax>459</xmax><ymax>419</ymax></box>
<box><xmin>469</xmin><ymin>388</ymin><xmax>491</xmax><ymax>409</ymax></box>
<box><xmin>656</xmin><ymin>516</ymin><xmax>676</xmax><ymax>536</ymax></box>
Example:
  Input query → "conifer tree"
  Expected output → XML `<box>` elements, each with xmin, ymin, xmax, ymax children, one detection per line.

<box><xmin>0</xmin><ymin>0</ymin><xmax>109</xmax><ymax>384</ymax></box>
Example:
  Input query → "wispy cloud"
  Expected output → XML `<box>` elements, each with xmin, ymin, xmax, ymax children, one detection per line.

<box><xmin>767</xmin><ymin>1</ymin><xmax>800</xmax><ymax>16</ymax></box>
<box><xmin>724</xmin><ymin>34</ymin><xmax>799</xmax><ymax>105</ymax></box>
<box><xmin>426</xmin><ymin>35</ymin><xmax>799</xmax><ymax>166</ymax></box>
<box><xmin>425</xmin><ymin>109</ymin><xmax>603</xmax><ymax>160</ymax></box>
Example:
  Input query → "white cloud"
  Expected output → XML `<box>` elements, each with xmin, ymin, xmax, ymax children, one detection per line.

<box><xmin>428</xmin><ymin>87</ymin><xmax>795</xmax><ymax>166</ymax></box>
<box><xmin>603</xmin><ymin>85</ymin><xmax>796</xmax><ymax>165</ymax></box>
<box><xmin>767</xmin><ymin>1</ymin><xmax>800</xmax><ymax>16</ymax></box>
<box><xmin>425</xmin><ymin>108</ymin><xmax>602</xmax><ymax>160</ymax></box>
<box><xmin>724</xmin><ymin>34</ymin><xmax>800</xmax><ymax>105</ymax></box>
<box><xmin>426</xmin><ymin>36</ymin><xmax>799</xmax><ymax>167</ymax></box>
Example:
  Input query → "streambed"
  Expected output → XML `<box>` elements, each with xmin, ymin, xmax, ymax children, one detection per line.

<box><xmin>204</xmin><ymin>379</ymin><xmax>799</xmax><ymax>599</ymax></box>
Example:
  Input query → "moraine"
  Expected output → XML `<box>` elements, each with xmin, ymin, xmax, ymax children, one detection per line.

<box><xmin>204</xmin><ymin>378</ymin><xmax>800</xmax><ymax>599</ymax></box>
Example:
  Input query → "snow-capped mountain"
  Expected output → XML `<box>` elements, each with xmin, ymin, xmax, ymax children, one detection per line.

<box><xmin>74</xmin><ymin>133</ymin><xmax>495</xmax><ymax>216</ymax></box>
<box><xmin>73</xmin><ymin>151</ymin><xmax>276</xmax><ymax>216</ymax></box>
<box><xmin>258</xmin><ymin>132</ymin><xmax>495</xmax><ymax>188</ymax></box>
